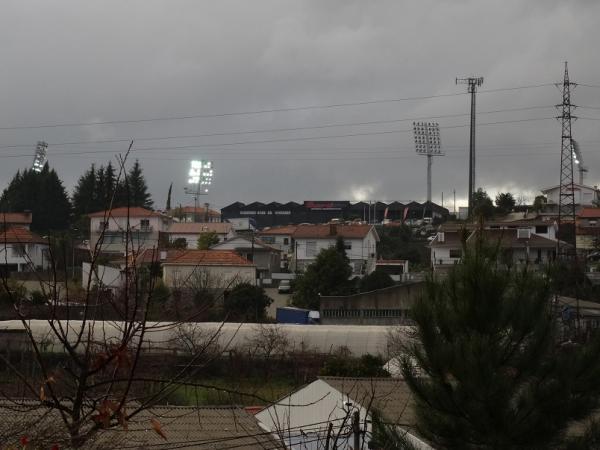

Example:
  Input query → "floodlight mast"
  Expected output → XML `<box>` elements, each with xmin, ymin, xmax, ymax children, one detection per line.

<box><xmin>31</xmin><ymin>141</ymin><xmax>48</xmax><ymax>173</ymax></box>
<box><xmin>184</xmin><ymin>160</ymin><xmax>214</xmax><ymax>222</ymax></box>
<box><xmin>413</xmin><ymin>122</ymin><xmax>444</xmax><ymax>203</ymax></box>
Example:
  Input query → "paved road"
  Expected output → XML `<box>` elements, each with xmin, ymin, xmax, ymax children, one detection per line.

<box><xmin>264</xmin><ymin>288</ymin><xmax>291</xmax><ymax>319</ymax></box>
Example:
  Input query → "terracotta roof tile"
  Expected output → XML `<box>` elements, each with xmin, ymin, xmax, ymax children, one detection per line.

<box><xmin>88</xmin><ymin>207</ymin><xmax>165</xmax><ymax>218</ymax></box>
<box><xmin>0</xmin><ymin>212</ymin><xmax>32</xmax><ymax>225</ymax></box>
<box><xmin>258</xmin><ymin>225</ymin><xmax>298</xmax><ymax>235</ymax></box>
<box><xmin>579</xmin><ymin>208</ymin><xmax>600</xmax><ymax>219</ymax></box>
<box><xmin>292</xmin><ymin>224</ymin><xmax>375</xmax><ymax>239</ymax></box>
<box><xmin>0</xmin><ymin>227</ymin><xmax>46</xmax><ymax>245</ymax></box>
<box><xmin>167</xmin><ymin>222</ymin><xmax>232</xmax><ymax>234</ymax></box>
<box><xmin>163</xmin><ymin>249</ymin><xmax>254</xmax><ymax>266</ymax></box>
<box><xmin>0</xmin><ymin>402</ymin><xmax>276</xmax><ymax>449</ymax></box>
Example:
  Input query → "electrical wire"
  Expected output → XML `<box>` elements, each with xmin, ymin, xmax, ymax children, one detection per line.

<box><xmin>0</xmin><ymin>83</ymin><xmax>556</xmax><ymax>131</ymax></box>
<box><xmin>0</xmin><ymin>105</ymin><xmax>555</xmax><ymax>151</ymax></box>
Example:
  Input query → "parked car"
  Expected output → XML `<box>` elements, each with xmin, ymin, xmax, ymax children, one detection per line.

<box><xmin>278</xmin><ymin>280</ymin><xmax>292</xmax><ymax>294</ymax></box>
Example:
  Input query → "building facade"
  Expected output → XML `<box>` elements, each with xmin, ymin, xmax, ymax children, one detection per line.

<box><xmin>0</xmin><ymin>228</ymin><xmax>50</xmax><ymax>273</ymax></box>
<box><xmin>221</xmin><ymin>200</ymin><xmax>449</xmax><ymax>228</ymax></box>
<box><xmin>292</xmin><ymin>223</ymin><xmax>379</xmax><ymax>274</ymax></box>
<box><xmin>88</xmin><ymin>207</ymin><xmax>173</xmax><ymax>255</ymax></box>
<box><xmin>165</xmin><ymin>222</ymin><xmax>234</xmax><ymax>248</ymax></box>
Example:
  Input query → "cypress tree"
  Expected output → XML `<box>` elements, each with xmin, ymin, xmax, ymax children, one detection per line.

<box><xmin>402</xmin><ymin>242</ymin><xmax>600</xmax><ymax>449</ymax></box>
<box><xmin>166</xmin><ymin>182</ymin><xmax>172</xmax><ymax>211</ymax></box>
<box><xmin>103</xmin><ymin>161</ymin><xmax>116</xmax><ymax>207</ymax></box>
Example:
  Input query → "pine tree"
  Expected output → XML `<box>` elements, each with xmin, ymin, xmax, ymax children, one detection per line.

<box><xmin>72</xmin><ymin>164</ymin><xmax>97</xmax><ymax>217</ymax></box>
<box><xmin>1</xmin><ymin>165</ymin><xmax>71</xmax><ymax>231</ymax></box>
<box><xmin>127</xmin><ymin>160</ymin><xmax>153</xmax><ymax>208</ymax></box>
<box><xmin>102</xmin><ymin>161</ymin><xmax>116</xmax><ymax>207</ymax></box>
<box><xmin>402</xmin><ymin>242</ymin><xmax>600</xmax><ymax>449</ymax></box>
<box><xmin>94</xmin><ymin>165</ymin><xmax>106</xmax><ymax>212</ymax></box>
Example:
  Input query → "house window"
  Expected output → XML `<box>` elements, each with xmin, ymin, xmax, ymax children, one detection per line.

<box><xmin>261</xmin><ymin>236</ymin><xmax>275</xmax><ymax>244</ymax></box>
<box><xmin>306</xmin><ymin>241</ymin><xmax>317</xmax><ymax>257</ymax></box>
<box><xmin>283</xmin><ymin>238</ymin><xmax>289</xmax><ymax>245</ymax></box>
<box><xmin>590</xmin><ymin>220</ymin><xmax>597</xmax><ymax>227</ymax></box>
<box><xmin>449</xmin><ymin>249</ymin><xmax>462</xmax><ymax>258</ymax></box>
<box><xmin>535</xmin><ymin>225</ymin><xmax>548</xmax><ymax>234</ymax></box>
<box><xmin>140</xmin><ymin>219</ymin><xmax>150</xmax><ymax>231</ymax></box>
<box><xmin>344</xmin><ymin>242</ymin><xmax>352</xmax><ymax>250</ymax></box>
<box><xmin>12</xmin><ymin>244</ymin><xmax>26</xmax><ymax>257</ymax></box>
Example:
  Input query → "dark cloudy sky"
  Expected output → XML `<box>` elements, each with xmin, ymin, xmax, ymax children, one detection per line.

<box><xmin>1</xmin><ymin>0</ymin><xmax>599</xmax><ymax>212</ymax></box>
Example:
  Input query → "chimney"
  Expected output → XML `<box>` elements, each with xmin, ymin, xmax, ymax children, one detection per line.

<box><xmin>329</xmin><ymin>223</ymin><xmax>337</xmax><ymax>236</ymax></box>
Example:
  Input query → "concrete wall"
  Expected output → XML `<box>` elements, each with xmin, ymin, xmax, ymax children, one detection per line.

<box><xmin>320</xmin><ymin>282</ymin><xmax>424</xmax><ymax>325</ymax></box>
<box><xmin>162</xmin><ymin>264</ymin><xmax>256</xmax><ymax>288</ymax></box>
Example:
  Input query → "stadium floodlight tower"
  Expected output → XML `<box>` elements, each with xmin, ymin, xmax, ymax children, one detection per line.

<box><xmin>413</xmin><ymin>122</ymin><xmax>444</xmax><ymax>203</ymax></box>
<box><xmin>184</xmin><ymin>160</ymin><xmax>214</xmax><ymax>222</ymax></box>
<box><xmin>31</xmin><ymin>141</ymin><xmax>48</xmax><ymax>173</ymax></box>
<box><xmin>571</xmin><ymin>140</ymin><xmax>587</xmax><ymax>185</ymax></box>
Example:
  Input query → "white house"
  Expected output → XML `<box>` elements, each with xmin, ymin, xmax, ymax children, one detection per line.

<box><xmin>161</xmin><ymin>249</ymin><xmax>256</xmax><ymax>289</ymax></box>
<box><xmin>430</xmin><ymin>222</ymin><xmax>560</xmax><ymax>271</ymax></box>
<box><xmin>88</xmin><ymin>207</ymin><xmax>172</xmax><ymax>255</ymax></box>
<box><xmin>257</xmin><ymin>225</ymin><xmax>297</xmax><ymax>254</ymax></box>
<box><xmin>255</xmin><ymin>377</ymin><xmax>432</xmax><ymax>450</ymax></box>
<box><xmin>0</xmin><ymin>227</ymin><xmax>50</xmax><ymax>273</ymax></box>
<box><xmin>541</xmin><ymin>183</ymin><xmax>600</xmax><ymax>207</ymax></box>
<box><xmin>165</xmin><ymin>222</ymin><xmax>234</xmax><ymax>248</ymax></box>
<box><xmin>210</xmin><ymin>235</ymin><xmax>281</xmax><ymax>281</ymax></box>
<box><xmin>292</xmin><ymin>224</ymin><xmax>379</xmax><ymax>275</ymax></box>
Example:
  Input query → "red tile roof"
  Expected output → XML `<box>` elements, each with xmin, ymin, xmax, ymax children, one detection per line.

<box><xmin>167</xmin><ymin>222</ymin><xmax>232</xmax><ymax>234</ymax></box>
<box><xmin>0</xmin><ymin>227</ymin><xmax>47</xmax><ymax>245</ymax></box>
<box><xmin>292</xmin><ymin>224</ymin><xmax>375</xmax><ymax>239</ymax></box>
<box><xmin>258</xmin><ymin>225</ymin><xmax>298</xmax><ymax>235</ymax></box>
<box><xmin>163</xmin><ymin>249</ymin><xmax>254</xmax><ymax>266</ymax></box>
<box><xmin>0</xmin><ymin>212</ymin><xmax>32</xmax><ymax>225</ymax></box>
<box><xmin>88</xmin><ymin>207</ymin><xmax>165</xmax><ymax>218</ymax></box>
<box><xmin>579</xmin><ymin>208</ymin><xmax>600</xmax><ymax>219</ymax></box>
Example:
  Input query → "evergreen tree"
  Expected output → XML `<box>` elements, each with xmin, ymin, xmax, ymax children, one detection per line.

<box><xmin>94</xmin><ymin>165</ymin><xmax>106</xmax><ymax>212</ymax></box>
<box><xmin>166</xmin><ymin>182</ymin><xmax>173</xmax><ymax>211</ymax></box>
<box><xmin>359</xmin><ymin>270</ymin><xmax>395</xmax><ymax>292</ymax></box>
<box><xmin>292</xmin><ymin>244</ymin><xmax>354</xmax><ymax>310</ymax></box>
<box><xmin>127</xmin><ymin>160</ymin><xmax>153</xmax><ymax>208</ymax></box>
<box><xmin>1</xmin><ymin>165</ymin><xmax>71</xmax><ymax>231</ymax></box>
<box><xmin>495</xmin><ymin>192</ymin><xmax>516</xmax><ymax>215</ymax></box>
<box><xmin>402</xmin><ymin>243</ymin><xmax>600</xmax><ymax>449</ymax></box>
<box><xmin>102</xmin><ymin>161</ymin><xmax>116</xmax><ymax>207</ymax></box>
<box><xmin>471</xmin><ymin>188</ymin><xmax>495</xmax><ymax>219</ymax></box>
<box><xmin>72</xmin><ymin>165</ymin><xmax>97</xmax><ymax>217</ymax></box>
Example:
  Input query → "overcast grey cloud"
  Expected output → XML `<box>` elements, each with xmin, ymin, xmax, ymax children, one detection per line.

<box><xmin>1</xmin><ymin>0</ymin><xmax>599</xmax><ymax>211</ymax></box>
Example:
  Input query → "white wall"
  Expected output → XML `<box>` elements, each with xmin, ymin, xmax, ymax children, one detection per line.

<box><xmin>0</xmin><ymin>243</ymin><xmax>49</xmax><ymax>271</ymax></box>
<box><xmin>89</xmin><ymin>215</ymin><xmax>171</xmax><ymax>254</ymax></box>
<box><xmin>162</xmin><ymin>264</ymin><xmax>255</xmax><ymax>288</ymax></box>
<box><xmin>168</xmin><ymin>232</ymin><xmax>228</xmax><ymax>249</ymax></box>
<box><xmin>81</xmin><ymin>262</ymin><xmax>124</xmax><ymax>290</ymax></box>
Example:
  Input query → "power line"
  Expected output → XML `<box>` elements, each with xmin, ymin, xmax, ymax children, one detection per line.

<box><xmin>0</xmin><ymin>83</ymin><xmax>556</xmax><ymax>131</ymax></box>
<box><xmin>0</xmin><ymin>105</ymin><xmax>555</xmax><ymax>151</ymax></box>
<box><xmin>0</xmin><ymin>116</ymin><xmax>558</xmax><ymax>159</ymax></box>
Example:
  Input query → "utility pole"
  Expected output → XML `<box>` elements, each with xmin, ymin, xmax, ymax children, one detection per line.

<box><xmin>456</xmin><ymin>76</ymin><xmax>484</xmax><ymax>219</ymax></box>
<box><xmin>556</xmin><ymin>62</ymin><xmax>577</xmax><ymax>255</ymax></box>
<box><xmin>204</xmin><ymin>202</ymin><xmax>210</xmax><ymax>222</ymax></box>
